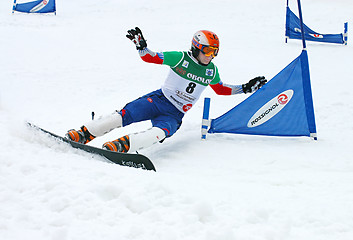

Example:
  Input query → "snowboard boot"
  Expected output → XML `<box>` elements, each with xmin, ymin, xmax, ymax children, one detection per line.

<box><xmin>66</xmin><ymin>126</ymin><xmax>95</xmax><ymax>144</ymax></box>
<box><xmin>102</xmin><ymin>135</ymin><xmax>130</xmax><ymax>153</ymax></box>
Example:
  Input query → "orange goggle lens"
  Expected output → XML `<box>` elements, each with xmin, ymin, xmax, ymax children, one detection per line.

<box><xmin>201</xmin><ymin>45</ymin><xmax>219</xmax><ymax>57</ymax></box>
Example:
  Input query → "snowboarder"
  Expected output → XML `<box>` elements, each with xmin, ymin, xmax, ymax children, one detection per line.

<box><xmin>66</xmin><ymin>27</ymin><xmax>267</xmax><ymax>153</ymax></box>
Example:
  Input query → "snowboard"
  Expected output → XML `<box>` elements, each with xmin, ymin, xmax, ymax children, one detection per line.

<box><xmin>27</xmin><ymin>122</ymin><xmax>156</xmax><ymax>171</ymax></box>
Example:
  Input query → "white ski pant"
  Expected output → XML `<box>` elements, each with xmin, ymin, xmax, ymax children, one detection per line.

<box><xmin>84</xmin><ymin>111</ymin><xmax>166</xmax><ymax>153</ymax></box>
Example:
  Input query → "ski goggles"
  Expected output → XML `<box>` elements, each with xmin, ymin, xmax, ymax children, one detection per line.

<box><xmin>192</xmin><ymin>39</ymin><xmax>219</xmax><ymax>57</ymax></box>
<box><xmin>201</xmin><ymin>45</ymin><xmax>219</xmax><ymax>57</ymax></box>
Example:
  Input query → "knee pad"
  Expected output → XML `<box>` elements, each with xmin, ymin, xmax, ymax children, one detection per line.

<box><xmin>85</xmin><ymin>111</ymin><xmax>122</xmax><ymax>137</ymax></box>
<box><xmin>128</xmin><ymin>127</ymin><xmax>166</xmax><ymax>152</ymax></box>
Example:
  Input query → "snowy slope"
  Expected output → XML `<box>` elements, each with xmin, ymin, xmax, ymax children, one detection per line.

<box><xmin>1</xmin><ymin>0</ymin><xmax>353</xmax><ymax>240</ymax></box>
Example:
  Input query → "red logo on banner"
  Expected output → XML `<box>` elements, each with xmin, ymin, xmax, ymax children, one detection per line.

<box><xmin>183</xmin><ymin>104</ymin><xmax>192</xmax><ymax>112</ymax></box>
<box><xmin>147</xmin><ymin>98</ymin><xmax>153</xmax><ymax>103</ymax></box>
<box><xmin>43</xmin><ymin>0</ymin><xmax>48</xmax><ymax>5</ymax></box>
<box><xmin>278</xmin><ymin>94</ymin><xmax>289</xmax><ymax>105</ymax></box>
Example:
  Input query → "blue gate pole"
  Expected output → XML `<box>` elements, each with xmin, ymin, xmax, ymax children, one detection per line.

<box><xmin>297</xmin><ymin>0</ymin><xmax>318</xmax><ymax>140</ymax></box>
<box><xmin>296</xmin><ymin>0</ymin><xmax>307</xmax><ymax>49</ymax></box>
<box><xmin>201</xmin><ymin>98</ymin><xmax>211</xmax><ymax>140</ymax></box>
<box><xmin>12</xmin><ymin>0</ymin><xmax>16</xmax><ymax>14</ymax></box>
<box><xmin>344</xmin><ymin>22</ymin><xmax>348</xmax><ymax>45</ymax></box>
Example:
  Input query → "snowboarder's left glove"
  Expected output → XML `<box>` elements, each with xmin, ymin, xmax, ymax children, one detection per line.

<box><xmin>242</xmin><ymin>76</ymin><xmax>267</xmax><ymax>93</ymax></box>
<box><xmin>126</xmin><ymin>27</ymin><xmax>147</xmax><ymax>50</ymax></box>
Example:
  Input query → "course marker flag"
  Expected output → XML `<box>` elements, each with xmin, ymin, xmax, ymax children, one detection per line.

<box><xmin>12</xmin><ymin>0</ymin><xmax>56</xmax><ymax>14</ymax></box>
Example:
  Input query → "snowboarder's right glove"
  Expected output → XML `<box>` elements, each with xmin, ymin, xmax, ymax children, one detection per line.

<box><xmin>126</xmin><ymin>27</ymin><xmax>147</xmax><ymax>50</ymax></box>
<box><xmin>242</xmin><ymin>76</ymin><xmax>267</xmax><ymax>93</ymax></box>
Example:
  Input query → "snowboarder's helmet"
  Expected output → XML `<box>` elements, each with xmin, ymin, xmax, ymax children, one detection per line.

<box><xmin>191</xmin><ymin>30</ymin><xmax>219</xmax><ymax>58</ymax></box>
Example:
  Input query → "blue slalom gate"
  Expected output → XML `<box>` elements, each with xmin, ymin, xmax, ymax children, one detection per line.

<box><xmin>12</xmin><ymin>0</ymin><xmax>56</xmax><ymax>14</ymax></box>
<box><xmin>285</xmin><ymin>1</ymin><xmax>347</xmax><ymax>45</ymax></box>
<box><xmin>202</xmin><ymin>0</ymin><xmax>318</xmax><ymax>140</ymax></box>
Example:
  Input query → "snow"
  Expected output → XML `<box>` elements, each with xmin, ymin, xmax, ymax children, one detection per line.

<box><xmin>1</xmin><ymin>0</ymin><xmax>353</xmax><ymax>239</ymax></box>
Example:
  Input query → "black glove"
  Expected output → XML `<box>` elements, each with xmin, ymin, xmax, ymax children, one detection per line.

<box><xmin>242</xmin><ymin>76</ymin><xmax>267</xmax><ymax>93</ymax></box>
<box><xmin>126</xmin><ymin>27</ymin><xmax>147</xmax><ymax>50</ymax></box>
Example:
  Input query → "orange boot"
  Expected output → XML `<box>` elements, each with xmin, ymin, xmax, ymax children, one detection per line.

<box><xmin>103</xmin><ymin>135</ymin><xmax>130</xmax><ymax>153</ymax></box>
<box><xmin>66</xmin><ymin>126</ymin><xmax>95</xmax><ymax>144</ymax></box>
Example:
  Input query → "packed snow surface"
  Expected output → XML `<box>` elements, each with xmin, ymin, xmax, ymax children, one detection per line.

<box><xmin>1</xmin><ymin>0</ymin><xmax>353</xmax><ymax>239</ymax></box>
